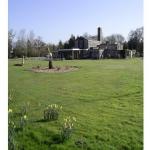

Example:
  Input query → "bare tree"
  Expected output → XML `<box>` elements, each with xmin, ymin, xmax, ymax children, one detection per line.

<box><xmin>27</xmin><ymin>30</ymin><xmax>35</xmax><ymax>57</ymax></box>
<box><xmin>8</xmin><ymin>29</ymin><xmax>15</xmax><ymax>58</ymax></box>
<box><xmin>114</xmin><ymin>34</ymin><xmax>125</xmax><ymax>43</ymax></box>
<box><xmin>15</xmin><ymin>29</ymin><xmax>27</xmax><ymax>57</ymax></box>
<box><xmin>34</xmin><ymin>36</ymin><xmax>44</xmax><ymax>57</ymax></box>
<box><xmin>104</xmin><ymin>34</ymin><xmax>125</xmax><ymax>44</ymax></box>
<box><xmin>28</xmin><ymin>30</ymin><xmax>35</xmax><ymax>42</ymax></box>
<box><xmin>82</xmin><ymin>32</ymin><xmax>91</xmax><ymax>38</ymax></box>
<box><xmin>128</xmin><ymin>27</ymin><xmax>143</xmax><ymax>56</ymax></box>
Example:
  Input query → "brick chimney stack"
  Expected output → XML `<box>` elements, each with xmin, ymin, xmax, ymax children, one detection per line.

<box><xmin>97</xmin><ymin>27</ymin><xmax>102</xmax><ymax>41</ymax></box>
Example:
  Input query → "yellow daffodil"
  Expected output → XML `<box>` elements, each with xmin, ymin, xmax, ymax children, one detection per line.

<box><xmin>23</xmin><ymin>115</ymin><xmax>27</xmax><ymax>119</ymax></box>
<box><xmin>72</xmin><ymin>117</ymin><xmax>76</xmax><ymax>122</ymax></box>
<box><xmin>8</xmin><ymin>109</ymin><xmax>12</xmax><ymax>113</ymax></box>
<box><xmin>64</xmin><ymin>122</ymin><xmax>67</xmax><ymax>128</ymax></box>
<box><xmin>64</xmin><ymin>118</ymin><xmax>67</xmax><ymax>122</ymax></box>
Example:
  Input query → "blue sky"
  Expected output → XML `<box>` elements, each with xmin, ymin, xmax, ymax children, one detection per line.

<box><xmin>9</xmin><ymin>0</ymin><xmax>143</xmax><ymax>44</ymax></box>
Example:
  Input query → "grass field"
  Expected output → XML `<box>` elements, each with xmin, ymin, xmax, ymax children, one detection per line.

<box><xmin>8</xmin><ymin>58</ymin><xmax>143</xmax><ymax>150</ymax></box>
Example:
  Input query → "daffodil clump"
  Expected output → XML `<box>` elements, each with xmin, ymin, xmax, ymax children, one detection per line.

<box><xmin>8</xmin><ymin>89</ymin><xmax>15</xmax><ymax>104</ymax></box>
<box><xmin>19</xmin><ymin>114</ymin><xmax>28</xmax><ymax>130</ymax></box>
<box><xmin>8</xmin><ymin>108</ymin><xmax>15</xmax><ymax>132</ymax></box>
<box><xmin>8</xmin><ymin>108</ymin><xmax>15</xmax><ymax>129</ymax></box>
<box><xmin>20</xmin><ymin>105</ymin><xmax>27</xmax><ymax>116</ymax></box>
<box><xmin>44</xmin><ymin>104</ymin><xmax>62</xmax><ymax>121</ymax></box>
<box><xmin>61</xmin><ymin>116</ymin><xmax>77</xmax><ymax>141</ymax></box>
<box><xmin>8</xmin><ymin>108</ymin><xmax>14</xmax><ymax>126</ymax></box>
<box><xmin>8</xmin><ymin>120</ymin><xmax>16</xmax><ymax>130</ymax></box>
<box><xmin>8</xmin><ymin>120</ymin><xmax>16</xmax><ymax>150</ymax></box>
<box><xmin>8</xmin><ymin>108</ymin><xmax>16</xmax><ymax>150</ymax></box>
<box><xmin>8</xmin><ymin>108</ymin><xmax>13</xmax><ymax>113</ymax></box>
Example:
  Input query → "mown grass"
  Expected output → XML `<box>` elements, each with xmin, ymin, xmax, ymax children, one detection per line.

<box><xmin>8</xmin><ymin>58</ymin><xmax>143</xmax><ymax>150</ymax></box>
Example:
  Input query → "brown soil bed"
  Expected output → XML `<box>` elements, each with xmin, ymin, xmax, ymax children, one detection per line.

<box><xmin>31</xmin><ymin>66</ymin><xmax>79</xmax><ymax>73</ymax></box>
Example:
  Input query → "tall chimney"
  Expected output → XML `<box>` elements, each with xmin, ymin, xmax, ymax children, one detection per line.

<box><xmin>97</xmin><ymin>27</ymin><xmax>101</xmax><ymax>41</ymax></box>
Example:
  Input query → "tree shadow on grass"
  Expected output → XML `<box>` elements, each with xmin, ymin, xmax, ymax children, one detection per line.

<box><xmin>35</xmin><ymin>118</ymin><xmax>59</xmax><ymax>123</ymax></box>
<box><xmin>49</xmin><ymin>134</ymin><xmax>62</xmax><ymax>145</ymax></box>
<box><xmin>14</xmin><ymin>127</ymin><xmax>24</xmax><ymax>132</ymax></box>
<box><xmin>14</xmin><ymin>64</ymin><xmax>23</xmax><ymax>66</ymax></box>
<box><xmin>13</xmin><ymin>112</ymin><xmax>23</xmax><ymax>117</ymax></box>
<box><xmin>35</xmin><ymin>119</ymin><xmax>49</xmax><ymax>123</ymax></box>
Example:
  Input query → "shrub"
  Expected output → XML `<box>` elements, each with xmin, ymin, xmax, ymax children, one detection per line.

<box><xmin>75</xmin><ymin>137</ymin><xmax>88</xmax><ymax>149</ymax></box>
<box><xmin>8</xmin><ymin>89</ymin><xmax>16</xmax><ymax>150</ymax></box>
<box><xmin>8</xmin><ymin>90</ymin><xmax>28</xmax><ymax>149</ymax></box>
<box><xmin>44</xmin><ymin>104</ymin><xmax>62</xmax><ymax>121</ymax></box>
<box><xmin>60</xmin><ymin>116</ymin><xmax>76</xmax><ymax>142</ymax></box>
<box><xmin>20</xmin><ymin>105</ymin><xmax>27</xmax><ymax>116</ymax></box>
<box><xmin>8</xmin><ymin>108</ymin><xmax>17</xmax><ymax>150</ymax></box>
<box><xmin>8</xmin><ymin>119</ymin><xmax>16</xmax><ymax>150</ymax></box>
<box><xmin>16</xmin><ymin>104</ymin><xmax>28</xmax><ymax>130</ymax></box>
<box><xmin>19</xmin><ymin>114</ymin><xmax>27</xmax><ymax>130</ymax></box>
<box><xmin>8</xmin><ymin>89</ymin><xmax>15</xmax><ymax>105</ymax></box>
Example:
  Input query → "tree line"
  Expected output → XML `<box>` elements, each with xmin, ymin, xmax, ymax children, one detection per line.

<box><xmin>8</xmin><ymin>29</ymin><xmax>55</xmax><ymax>58</ymax></box>
<box><xmin>8</xmin><ymin>27</ymin><xmax>143</xmax><ymax>58</ymax></box>
<box><xmin>103</xmin><ymin>27</ymin><xmax>143</xmax><ymax>56</ymax></box>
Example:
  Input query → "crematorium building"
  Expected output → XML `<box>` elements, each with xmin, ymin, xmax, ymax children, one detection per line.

<box><xmin>52</xmin><ymin>27</ymin><xmax>126</xmax><ymax>59</ymax></box>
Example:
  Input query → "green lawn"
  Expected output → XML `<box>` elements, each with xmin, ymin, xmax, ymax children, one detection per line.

<box><xmin>8</xmin><ymin>58</ymin><xmax>143</xmax><ymax>150</ymax></box>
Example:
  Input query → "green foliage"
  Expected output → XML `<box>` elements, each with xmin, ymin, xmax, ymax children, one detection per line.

<box><xmin>19</xmin><ymin>114</ymin><xmax>27</xmax><ymax>130</ymax></box>
<box><xmin>60</xmin><ymin>116</ymin><xmax>76</xmax><ymax>142</ymax></box>
<box><xmin>68</xmin><ymin>35</ymin><xmax>75</xmax><ymax>49</ymax></box>
<box><xmin>58</xmin><ymin>34</ymin><xmax>76</xmax><ymax>49</ymax></box>
<box><xmin>8</xmin><ymin>91</ymin><xmax>16</xmax><ymax>150</ymax></box>
<box><xmin>128</xmin><ymin>27</ymin><xmax>143</xmax><ymax>55</ymax></box>
<box><xmin>8</xmin><ymin>89</ymin><xmax>15</xmax><ymax>105</ymax></box>
<box><xmin>20</xmin><ymin>105</ymin><xmax>27</xmax><ymax>116</ymax></box>
<box><xmin>8</xmin><ymin>114</ymin><xmax>16</xmax><ymax>150</ymax></box>
<box><xmin>44</xmin><ymin>104</ymin><xmax>62</xmax><ymax>121</ymax></box>
<box><xmin>17</xmin><ymin>105</ymin><xmax>28</xmax><ymax>130</ymax></box>
<box><xmin>75</xmin><ymin>136</ymin><xmax>88</xmax><ymax>149</ymax></box>
<box><xmin>58</xmin><ymin>40</ymin><xmax>64</xmax><ymax>49</ymax></box>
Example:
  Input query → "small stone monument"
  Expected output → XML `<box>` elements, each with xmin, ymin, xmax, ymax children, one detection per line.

<box><xmin>130</xmin><ymin>50</ymin><xmax>133</xmax><ymax>58</ymax></box>
<box><xmin>22</xmin><ymin>55</ymin><xmax>24</xmax><ymax>65</ymax></box>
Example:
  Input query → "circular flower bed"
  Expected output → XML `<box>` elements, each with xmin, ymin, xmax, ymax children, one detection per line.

<box><xmin>31</xmin><ymin>66</ymin><xmax>79</xmax><ymax>73</ymax></box>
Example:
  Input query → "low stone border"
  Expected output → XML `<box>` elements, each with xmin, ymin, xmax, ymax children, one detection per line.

<box><xmin>30</xmin><ymin>66</ymin><xmax>79</xmax><ymax>73</ymax></box>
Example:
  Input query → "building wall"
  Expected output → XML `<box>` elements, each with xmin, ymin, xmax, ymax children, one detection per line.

<box><xmin>117</xmin><ymin>43</ymin><xmax>123</xmax><ymax>50</ymax></box>
<box><xmin>75</xmin><ymin>37</ymin><xmax>101</xmax><ymax>49</ymax></box>
<box><xmin>75</xmin><ymin>37</ymin><xmax>88</xmax><ymax>49</ymax></box>
<box><xmin>107</xmin><ymin>44</ymin><xmax>117</xmax><ymax>50</ymax></box>
<box><xmin>98</xmin><ymin>43</ymin><xmax>123</xmax><ymax>50</ymax></box>
<box><xmin>103</xmin><ymin>49</ymin><xmax>126</xmax><ymax>58</ymax></box>
<box><xmin>53</xmin><ymin>49</ymin><xmax>126</xmax><ymax>60</ymax></box>
<box><xmin>88</xmin><ymin>39</ymin><xmax>100</xmax><ymax>48</ymax></box>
